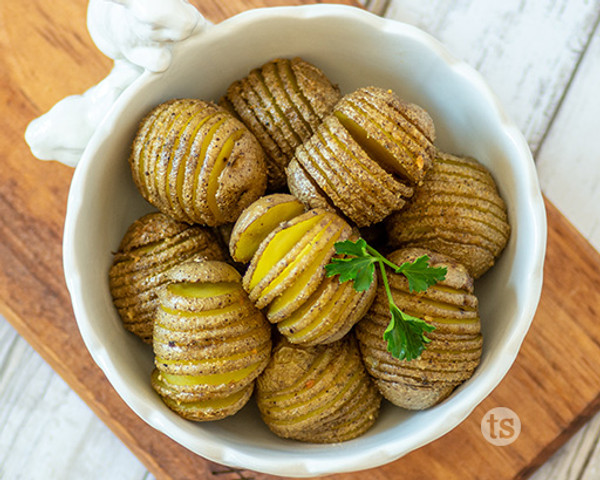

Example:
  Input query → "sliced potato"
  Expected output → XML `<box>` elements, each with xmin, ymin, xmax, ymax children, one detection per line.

<box><xmin>221</xmin><ymin>57</ymin><xmax>341</xmax><ymax>190</ymax></box>
<box><xmin>305</xmin><ymin>125</ymin><xmax>381</xmax><ymax>226</ymax></box>
<box><xmin>356</xmin><ymin>248</ymin><xmax>482</xmax><ymax>410</ymax></box>
<box><xmin>256</xmin><ymin>336</ymin><xmax>381</xmax><ymax>443</ymax></box>
<box><xmin>239</xmin><ymin>206</ymin><xmax>375</xmax><ymax>346</ymax></box>
<box><xmin>151</xmin><ymin>258</ymin><xmax>271</xmax><ymax>421</ymax></box>
<box><xmin>129</xmin><ymin>98</ymin><xmax>267</xmax><ymax>226</ymax></box>
<box><xmin>243</xmin><ymin>210</ymin><xmax>330</xmax><ymax>295</ymax></box>
<box><xmin>109</xmin><ymin>212</ymin><xmax>226</xmax><ymax>343</ymax></box>
<box><xmin>229</xmin><ymin>194</ymin><xmax>305</xmax><ymax>263</ymax></box>
<box><xmin>276</xmin><ymin>272</ymin><xmax>376</xmax><ymax>345</ymax></box>
<box><xmin>242</xmin><ymin>209</ymin><xmax>353</xmax><ymax>314</ymax></box>
<box><xmin>287</xmin><ymin>86</ymin><xmax>431</xmax><ymax>227</ymax></box>
<box><xmin>386</xmin><ymin>151</ymin><xmax>510</xmax><ymax>278</ymax></box>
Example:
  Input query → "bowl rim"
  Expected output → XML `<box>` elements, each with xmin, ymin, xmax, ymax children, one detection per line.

<box><xmin>63</xmin><ymin>4</ymin><xmax>547</xmax><ymax>476</ymax></box>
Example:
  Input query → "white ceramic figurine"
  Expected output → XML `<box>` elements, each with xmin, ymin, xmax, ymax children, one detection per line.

<box><xmin>25</xmin><ymin>0</ymin><xmax>206</xmax><ymax>167</ymax></box>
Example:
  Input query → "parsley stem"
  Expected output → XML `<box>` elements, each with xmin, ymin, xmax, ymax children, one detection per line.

<box><xmin>366</xmin><ymin>245</ymin><xmax>403</xmax><ymax>273</ymax></box>
<box><xmin>377</xmin><ymin>258</ymin><xmax>397</xmax><ymax>314</ymax></box>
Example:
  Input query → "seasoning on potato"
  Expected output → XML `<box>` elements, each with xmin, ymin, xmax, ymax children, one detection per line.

<box><xmin>129</xmin><ymin>98</ymin><xmax>267</xmax><ymax>227</ymax></box>
<box><xmin>256</xmin><ymin>336</ymin><xmax>381</xmax><ymax>442</ymax></box>
<box><xmin>385</xmin><ymin>151</ymin><xmax>510</xmax><ymax>278</ymax></box>
<box><xmin>151</xmin><ymin>258</ymin><xmax>272</xmax><ymax>421</ymax></box>
<box><xmin>221</xmin><ymin>57</ymin><xmax>341</xmax><ymax>190</ymax></box>
<box><xmin>287</xmin><ymin>86</ymin><xmax>436</xmax><ymax>227</ymax></box>
<box><xmin>356</xmin><ymin>248</ymin><xmax>482</xmax><ymax>410</ymax></box>
<box><xmin>109</xmin><ymin>212</ymin><xmax>227</xmax><ymax>343</ymax></box>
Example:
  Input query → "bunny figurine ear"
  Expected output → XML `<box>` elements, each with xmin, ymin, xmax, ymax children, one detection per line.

<box><xmin>24</xmin><ymin>0</ymin><xmax>209</xmax><ymax>168</ymax></box>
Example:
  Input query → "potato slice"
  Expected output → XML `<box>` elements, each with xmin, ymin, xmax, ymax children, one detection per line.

<box><xmin>129</xmin><ymin>99</ymin><xmax>267</xmax><ymax>226</ymax></box>
<box><xmin>256</xmin><ymin>336</ymin><xmax>381</xmax><ymax>443</ymax></box>
<box><xmin>221</xmin><ymin>57</ymin><xmax>341</xmax><ymax>190</ymax></box>
<box><xmin>229</xmin><ymin>194</ymin><xmax>305</xmax><ymax>263</ymax></box>
<box><xmin>109</xmin><ymin>212</ymin><xmax>226</xmax><ymax>343</ymax></box>
<box><xmin>243</xmin><ymin>209</ymin><xmax>329</xmax><ymax>295</ymax></box>
<box><xmin>386</xmin><ymin>151</ymin><xmax>510</xmax><ymax>278</ymax></box>
<box><xmin>151</xmin><ymin>258</ymin><xmax>271</xmax><ymax>421</ymax></box>
<box><xmin>255</xmin><ymin>214</ymin><xmax>347</xmax><ymax>310</ymax></box>
<box><xmin>286</xmin><ymin>158</ymin><xmax>336</xmax><ymax>213</ymax></box>
<box><xmin>356</xmin><ymin>248</ymin><xmax>482</xmax><ymax>410</ymax></box>
<box><xmin>276</xmin><ymin>272</ymin><xmax>376</xmax><ymax>345</ymax></box>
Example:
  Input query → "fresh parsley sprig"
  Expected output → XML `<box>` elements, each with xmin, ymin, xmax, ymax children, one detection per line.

<box><xmin>325</xmin><ymin>238</ymin><xmax>447</xmax><ymax>361</ymax></box>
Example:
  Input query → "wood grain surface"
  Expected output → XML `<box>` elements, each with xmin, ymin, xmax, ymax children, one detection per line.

<box><xmin>2</xmin><ymin>0</ymin><xmax>600</xmax><ymax>479</ymax></box>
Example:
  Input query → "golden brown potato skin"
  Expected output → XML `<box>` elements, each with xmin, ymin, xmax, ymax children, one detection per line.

<box><xmin>356</xmin><ymin>248</ymin><xmax>482</xmax><ymax>410</ymax></box>
<box><xmin>151</xmin><ymin>259</ymin><xmax>272</xmax><ymax>421</ymax></box>
<box><xmin>385</xmin><ymin>151</ymin><xmax>510</xmax><ymax>278</ymax></box>
<box><xmin>129</xmin><ymin>99</ymin><xmax>267</xmax><ymax>227</ymax></box>
<box><xmin>221</xmin><ymin>57</ymin><xmax>341</xmax><ymax>190</ymax></box>
<box><xmin>108</xmin><ymin>212</ymin><xmax>226</xmax><ymax>342</ymax></box>
<box><xmin>256</xmin><ymin>336</ymin><xmax>381</xmax><ymax>442</ymax></box>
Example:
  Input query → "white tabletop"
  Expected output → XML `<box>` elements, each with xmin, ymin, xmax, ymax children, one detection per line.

<box><xmin>2</xmin><ymin>0</ymin><xmax>600</xmax><ymax>478</ymax></box>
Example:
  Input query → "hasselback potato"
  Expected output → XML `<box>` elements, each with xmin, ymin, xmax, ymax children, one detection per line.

<box><xmin>288</xmin><ymin>86</ymin><xmax>436</xmax><ymax>226</ymax></box>
<box><xmin>356</xmin><ymin>248</ymin><xmax>482</xmax><ymax>410</ymax></box>
<box><xmin>239</xmin><ymin>205</ymin><xmax>375</xmax><ymax>345</ymax></box>
<box><xmin>129</xmin><ymin>98</ymin><xmax>267</xmax><ymax>226</ymax></box>
<box><xmin>151</xmin><ymin>258</ymin><xmax>271</xmax><ymax>421</ymax></box>
<box><xmin>221</xmin><ymin>57</ymin><xmax>341</xmax><ymax>190</ymax></box>
<box><xmin>386</xmin><ymin>151</ymin><xmax>510</xmax><ymax>278</ymax></box>
<box><xmin>256</xmin><ymin>336</ymin><xmax>381</xmax><ymax>442</ymax></box>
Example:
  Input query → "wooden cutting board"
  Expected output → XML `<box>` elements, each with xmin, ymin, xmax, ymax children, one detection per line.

<box><xmin>2</xmin><ymin>1</ymin><xmax>600</xmax><ymax>479</ymax></box>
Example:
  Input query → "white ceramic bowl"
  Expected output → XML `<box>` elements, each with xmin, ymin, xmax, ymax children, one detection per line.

<box><xmin>62</xmin><ymin>4</ymin><xmax>546</xmax><ymax>477</ymax></box>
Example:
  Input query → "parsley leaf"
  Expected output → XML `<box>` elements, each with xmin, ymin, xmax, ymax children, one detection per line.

<box><xmin>332</xmin><ymin>238</ymin><xmax>369</xmax><ymax>257</ymax></box>
<box><xmin>395</xmin><ymin>255</ymin><xmax>448</xmax><ymax>293</ymax></box>
<box><xmin>384</xmin><ymin>305</ymin><xmax>435</xmax><ymax>361</ymax></box>
<box><xmin>325</xmin><ymin>239</ymin><xmax>377</xmax><ymax>292</ymax></box>
<box><xmin>325</xmin><ymin>239</ymin><xmax>447</xmax><ymax>361</ymax></box>
<box><xmin>325</xmin><ymin>256</ymin><xmax>375</xmax><ymax>291</ymax></box>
